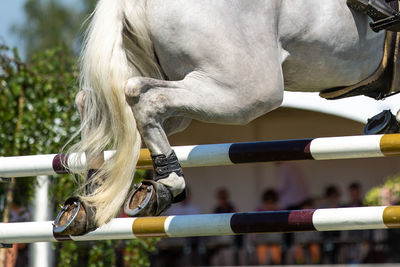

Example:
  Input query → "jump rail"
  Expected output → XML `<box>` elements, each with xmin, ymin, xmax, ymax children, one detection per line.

<box><xmin>1</xmin><ymin>133</ymin><xmax>400</xmax><ymax>177</ymax></box>
<box><xmin>0</xmin><ymin>206</ymin><xmax>399</xmax><ymax>244</ymax></box>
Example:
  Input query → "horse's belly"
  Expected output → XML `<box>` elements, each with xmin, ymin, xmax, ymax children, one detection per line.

<box><xmin>282</xmin><ymin>38</ymin><xmax>384</xmax><ymax>92</ymax></box>
<box><xmin>279</xmin><ymin>0</ymin><xmax>386</xmax><ymax>92</ymax></box>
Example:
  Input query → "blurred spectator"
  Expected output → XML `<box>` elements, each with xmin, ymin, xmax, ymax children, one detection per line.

<box><xmin>154</xmin><ymin>188</ymin><xmax>203</xmax><ymax>266</ymax></box>
<box><xmin>321</xmin><ymin>185</ymin><xmax>341</xmax><ymax>264</ymax></box>
<box><xmin>167</xmin><ymin>187</ymin><xmax>199</xmax><ymax>216</ymax></box>
<box><xmin>341</xmin><ymin>182</ymin><xmax>369</xmax><ymax>263</ymax></box>
<box><xmin>5</xmin><ymin>201</ymin><xmax>30</xmax><ymax>267</ymax></box>
<box><xmin>276</xmin><ymin>162</ymin><xmax>310</xmax><ymax>210</ymax></box>
<box><xmin>291</xmin><ymin>199</ymin><xmax>321</xmax><ymax>264</ymax></box>
<box><xmin>209</xmin><ymin>188</ymin><xmax>243</xmax><ymax>266</ymax></box>
<box><xmin>275</xmin><ymin>162</ymin><xmax>310</xmax><ymax>256</ymax></box>
<box><xmin>213</xmin><ymin>188</ymin><xmax>235</xmax><ymax>214</ymax></box>
<box><xmin>324</xmin><ymin>185</ymin><xmax>341</xmax><ymax>208</ymax></box>
<box><xmin>363</xmin><ymin>180</ymin><xmax>400</xmax><ymax>263</ymax></box>
<box><xmin>344</xmin><ymin>182</ymin><xmax>363</xmax><ymax>207</ymax></box>
<box><xmin>254</xmin><ymin>189</ymin><xmax>282</xmax><ymax>265</ymax></box>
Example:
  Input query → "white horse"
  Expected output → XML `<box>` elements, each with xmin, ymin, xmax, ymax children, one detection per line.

<box><xmin>54</xmin><ymin>0</ymin><xmax>398</xmax><ymax>235</ymax></box>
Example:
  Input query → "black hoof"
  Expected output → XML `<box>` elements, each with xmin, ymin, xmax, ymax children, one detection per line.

<box><xmin>124</xmin><ymin>180</ymin><xmax>173</xmax><ymax>217</ymax></box>
<box><xmin>53</xmin><ymin>197</ymin><xmax>97</xmax><ymax>236</ymax></box>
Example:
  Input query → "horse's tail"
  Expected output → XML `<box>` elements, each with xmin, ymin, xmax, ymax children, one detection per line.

<box><xmin>70</xmin><ymin>0</ymin><xmax>163</xmax><ymax>226</ymax></box>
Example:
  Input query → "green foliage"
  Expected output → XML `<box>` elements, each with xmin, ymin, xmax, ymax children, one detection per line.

<box><xmin>0</xmin><ymin>44</ymin><xmax>79</xmax><ymax>207</ymax></box>
<box><xmin>57</xmin><ymin>238</ymin><xmax>159</xmax><ymax>267</ymax></box>
<box><xmin>2</xmin><ymin>0</ymin><xmax>160</xmax><ymax>263</ymax></box>
<box><xmin>123</xmin><ymin>238</ymin><xmax>160</xmax><ymax>266</ymax></box>
<box><xmin>364</xmin><ymin>174</ymin><xmax>400</xmax><ymax>206</ymax></box>
<box><xmin>1</xmin><ymin>44</ymin><xmax>158</xmax><ymax>265</ymax></box>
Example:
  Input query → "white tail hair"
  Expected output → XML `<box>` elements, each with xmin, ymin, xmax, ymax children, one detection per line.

<box><xmin>69</xmin><ymin>0</ymin><xmax>163</xmax><ymax>226</ymax></box>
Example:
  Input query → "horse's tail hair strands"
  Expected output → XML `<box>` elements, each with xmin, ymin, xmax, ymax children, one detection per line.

<box><xmin>70</xmin><ymin>0</ymin><xmax>163</xmax><ymax>226</ymax></box>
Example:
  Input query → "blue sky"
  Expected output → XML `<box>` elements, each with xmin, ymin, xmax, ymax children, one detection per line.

<box><xmin>0</xmin><ymin>0</ymin><xmax>25</xmax><ymax>50</ymax></box>
<box><xmin>0</xmin><ymin>0</ymin><xmax>81</xmax><ymax>51</ymax></box>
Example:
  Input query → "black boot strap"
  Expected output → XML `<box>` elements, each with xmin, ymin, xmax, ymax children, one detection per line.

<box><xmin>152</xmin><ymin>150</ymin><xmax>184</xmax><ymax>180</ymax></box>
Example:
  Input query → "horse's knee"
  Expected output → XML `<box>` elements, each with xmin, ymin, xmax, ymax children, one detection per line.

<box><xmin>129</xmin><ymin>91</ymin><xmax>170</xmax><ymax>131</ymax></box>
<box><xmin>125</xmin><ymin>77</ymin><xmax>160</xmax><ymax>99</ymax></box>
<box><xmin>125</xmin><ymin>77</ymin><xmax>145</xmax><ymax>99</ymax></box>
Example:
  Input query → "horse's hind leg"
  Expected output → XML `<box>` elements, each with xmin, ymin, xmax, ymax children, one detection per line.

<box><xmin>54</xmin><ymin>91</ymin><xmax>104</xmax><ymax>236</ymax></box>
<box><xmin>124</xmin><ymin>56</ymin><xmax>284</xmax><ymax>216</ymax></box>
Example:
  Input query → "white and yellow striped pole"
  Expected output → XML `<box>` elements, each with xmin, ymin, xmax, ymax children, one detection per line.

<box><xmin>0</xmin><ymin>206</ymin><xmax>399</xmax><ymax>244</ymax></box>
<box><xmin>1</xmin><ymin>134</ymin><xmax>400</xmax><ymax>178</ymax></box>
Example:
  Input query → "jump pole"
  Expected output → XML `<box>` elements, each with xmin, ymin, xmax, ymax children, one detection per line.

<box><xmin>0</xmin><ymin>206</ymin><xmax>399</xmax><ymax>244</ymax></box>
<box><xmin>1</xmin><ymin>133</ymin><xmax>400</xmax><ymax>178</ymax></box>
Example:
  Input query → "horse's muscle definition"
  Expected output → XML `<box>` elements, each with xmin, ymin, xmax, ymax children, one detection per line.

<box><xmin>53</xmin><ymin>0</ymin><xmax>400</xmax><ymax>236</ymax></box>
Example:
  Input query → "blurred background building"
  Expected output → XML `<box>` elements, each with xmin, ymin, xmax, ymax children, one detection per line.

<box><xmin>152</xmin><ymin>93</ymin><xmax>400</xmax><ymax>265</ymax></box>
<box><xmin>168</xmin><ymin>96</ymin><xmax>400</xmax><ymax>214</ymax></box>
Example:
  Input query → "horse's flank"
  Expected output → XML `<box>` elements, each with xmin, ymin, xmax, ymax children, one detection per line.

<box><xmin>147</xmin><ymin>0</ymin><xmax>385</xmax><ymax>92</ymax></box>
<box><xmin>71</xmin><ymin>0</ymin><xmax>389</xmax><ymax>228</ymax></box>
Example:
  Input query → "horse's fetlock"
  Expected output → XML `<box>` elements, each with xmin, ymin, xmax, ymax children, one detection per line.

<box><xmin>157</xmin><ymin>173</ymin><xmax>186</xmax><ymax>198</ymax></box>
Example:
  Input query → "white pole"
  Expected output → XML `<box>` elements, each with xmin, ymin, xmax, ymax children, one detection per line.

<box><xmin>1</xmin><ymin>134</ymin><xmax>400</xmax><ymax>178</ymax></box>
<box><xmin>0</xmin><ymin>206</ymin><xmax>399</xmax><ymax>244</ymax></box>
<box><xmin>30</xmin><ymin>176</ymin><xmax>53</xmax><ymax>267</ymax></box>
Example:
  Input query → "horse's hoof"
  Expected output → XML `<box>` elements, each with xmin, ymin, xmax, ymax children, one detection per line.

<box><xmin>53</xmin><ymin>197</ymin><xmax>97</xmax><ymax>236</ymax></box>
<box><xmin>364</xmin><ymin>110</ymin><xmax>400</xmax><ymax>135</ymax></box>
<box><xmin>124</xmin><ymin>180</ymin><xmax>173</xmax><ymax>217</ymax></box>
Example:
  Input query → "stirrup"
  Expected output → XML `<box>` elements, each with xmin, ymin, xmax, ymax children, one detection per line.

<box><xmin>347</xmin><ymin>0</ymin><xmax>400</xmax><ymax>32</ymax></box>
<box><xmin>370</xmin><ymin>14</ymin><xmax>400</xmax><ymax>32</ymax></box>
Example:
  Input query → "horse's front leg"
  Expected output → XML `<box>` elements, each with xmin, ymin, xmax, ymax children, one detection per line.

<box><xmin>122</xmin><ymin>79</ymin><xmax>188</xmax><ymax>217</ymax></box>
<box><xmin>124</xmin><ymin>63</ymin><xmax>284</xmax><ymax>216</ymax></box>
